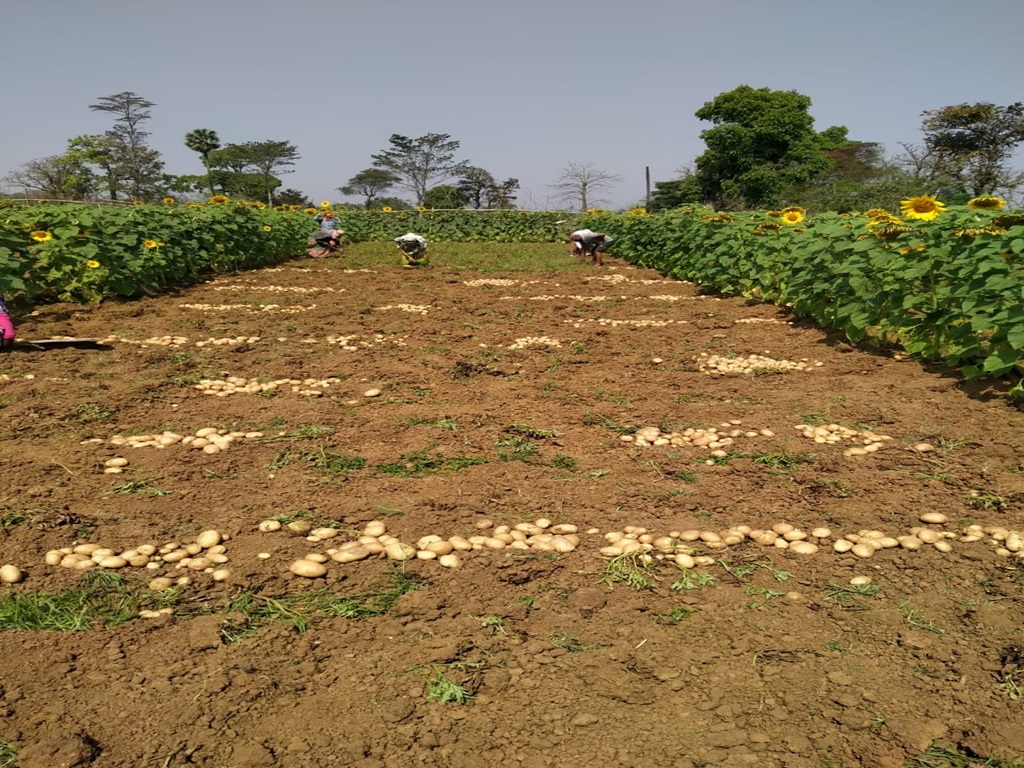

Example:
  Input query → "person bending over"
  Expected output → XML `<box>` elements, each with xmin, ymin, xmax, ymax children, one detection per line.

<box><xmin>394</xmin><ymin>232</ymin><xmax>429</xmax><ymax>268</ymax></box>
<box><xmin>569</xmin><ymin>229</ymin><xmax>614</xmax><ymax>266</ymax></box>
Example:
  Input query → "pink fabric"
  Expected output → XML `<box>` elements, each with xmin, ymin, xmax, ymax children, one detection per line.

<box><xmin>0</xmin><ymin>312</ymin><xmax>15</xmax><ymax>343</ymax></box>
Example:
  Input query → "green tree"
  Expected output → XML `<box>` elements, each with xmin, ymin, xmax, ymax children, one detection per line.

<box><xmin>921</xmin><ymin>102</ymin><xmax>1024</xmax><ymax>198</ymax></box>
<box><xmin>339</xmin><ymin>168</ymin><xmax>400</xmax><ymax>208</ymax></box>
<box><xmin>421</xmin><ymin>184</ymin><xmax>468</xmax><ymax>209</ymax></box>
<box><xmin>691</xmin><ymin>85</ymin><xmax>847</xmax><ymax>209</ymax></box>
<box><xmin>274</xmin><ymin>188</ymin><xmax>313</xmax><ymax>207</ymax></box>
<box><xmin>89</xmin><ymin>91</ymin><xmax>165</xmax><ymax>200</ymax></box>
<box><xmin>457</xmin><ymin>166</ymin><xmax>519</xmax><ymax>208</ymax></box>
<box><xmin>208</xmin><ymin>142</ymin><xmax>298</xmax><ymax>203</ymax></box>
<box><xmin>184</xmin><ymin>129</ymin><xmax>221</xmax><ymax>194</ymax></box>
<box><xmin>372</xmin><ymin>196</ymin><xmax>414</xmax><ymax>211</ymax></box>
<box><xmin>66</xmin><ymin>134</ymin><xmax>123</xmax><ymax>200</ymax></box>
<box><xmin>371</xmin><ymin>133</ymin><xmax>469</xmax><ymax>205</ymax></box>
<box><xmin>240</xmin><ymin>140</ymin><xmax>300</xmax><ymax>206</ymax></box>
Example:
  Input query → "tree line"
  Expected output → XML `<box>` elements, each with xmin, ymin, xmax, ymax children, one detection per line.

<box><xmin>4</xmin><ymin>88</ymin><xmax>1023</xmax><ymax>212</ymax></box>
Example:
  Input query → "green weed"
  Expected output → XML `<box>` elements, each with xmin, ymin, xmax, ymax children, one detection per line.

<box><xmin>551</xmin><ymin>454</ymin><xmax>578</xmax><ymax>472</ymax></box>
<box><xmin>104</xmin><ymin>478</ymin><xmax>170</xmax><ymax>497</ymax></box>
<box><xmin>549</xmin><ymin>631</ymin><xmax>605</xmax><ymax>653</ymax></box>
<box><xmin>670</xmin><ymin>570</ymin><xmax>717</xmax><ymax>591</ymax></box>
<box><xmin>496</xmin><ymin>435</ymin><xmax>539</xmax><ymax>463</ymax></box>
<box><xmin>0</xmin><ymin>512</ymin><xmax>28</xmax><ymax>528</ymax></box>
<box><xmin>655</xmin><ymin>605</ymin><xmax>696</xmax><ymax>624</ymax></box>
<box><xmin>0</xmin><ymin>742</ymin><xmax>16</xmax><ymax>768</ymax></box>
<box><xmin>599</xmin><ymin>552</ymin><xmax>658</xmax><ymax>591</ymax></box>
<box><xmin>304</xmin><ymin>447</ymin><xmax>367</xmax><ymax>476</ymax></box>
<box><xmin>824</xmin><ymin>581</ymin><xmax>883</xmax><ymax>610</ymax></box>
<box><xmin>375</xmin><ymin>449</ymin><xmax>487</xmax><ymax>477</ymax></box>
<box><xmin>425</xmin><ymin>670</ymin><xmax>474</xmax><ymax>705</ymax></box>
<box><xmin>75</xmin><ymin>403</ymin><xmax>113</xmax><ymax>422</ymax></box>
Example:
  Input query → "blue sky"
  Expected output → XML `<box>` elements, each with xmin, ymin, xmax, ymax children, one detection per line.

<box><xmin>2</xmin><ymin>0</ymin><xmax>1022</xmax><ymax>208</ymax></box>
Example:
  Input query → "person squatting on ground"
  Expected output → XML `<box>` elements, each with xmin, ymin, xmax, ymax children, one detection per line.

<box><xmin>308</xmin><ymin>211</ymin><xmax>345</xmax><ymax>258</ymax></box>
<box><xmin>569</xmin><ymin>229</ymin><xmax>614</xmax><ymax>267</ymax></box>
<box><xmin>0</xmin><ymin>294</ymin><xmax>16</xmax><ymax>350</ymax></box>
<box><xmin>394</xmin><ymin>232</ymin><xmax>429</xmax><ymax>268</ymax></box>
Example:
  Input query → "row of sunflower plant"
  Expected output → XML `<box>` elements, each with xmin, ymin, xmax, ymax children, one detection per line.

<box><xmin>0</xmin><ymin>197</ymin><xmax>312</xmax><ymax>302</ymax></box>
<box><xmin>580</xmin><ymin>196</ymin><xmax>1024</xmax><ymax>384</ymax></box>
<box><xmin>316</xmin><ymin>205</ymin><xmax>572</xmax><ymax>242</ymax></box>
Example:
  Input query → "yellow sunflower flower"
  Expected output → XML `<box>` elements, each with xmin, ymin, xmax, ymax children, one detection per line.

<box><xmin>209</xmin><ymin>195</ymin><xmax>230</xmax><ymax>205</ymax></box>
<box><xmin>320</xmin><ymin>201</ymin><xmax>331</xmax><ymax>208</ymax></box>
<box><xmin>304</xmin><ymin>208</ymin><xmax>318</xmax><ymax>215</ymax></box>
<box><xmin>30</xmin><ymin>230</ymin><xmax>53</xmax><ymax>242</ymax></box>
<box><xmin>143</xmin><ymin>239</ymin><xmax>164</xmax><ymax>249</ymax></box>
<box><xmin>780</xmin><ymin>206</ymin><xmax>806</xmax><ymax>216</ymax></box>
<box><xmin>188</xmin><ymin>203</ymin><xmax>203</xmax><ymax>209</ymax></box>
<box><xmin>417</xmin><ymin>206</ymin><xmax>427</xmax><ymax>212</ymax></box>
<box><xmin>898</xmin><ymin>244</ymin><xmax>926</xmax><ymax>255</ymax></box>
<box><xmin>162</xmin><ymin>197</ymin><xmax>176</xmax><ymax>205</ymax></box>
<box><xmin>628</xmin><ymin>207</ymin><xmax>648</xmax><ymax>216</ymax></box>
<box><xmin>253</xmin><ymin>201</ymin><xmax>266</xmax><ymax>209</ymax></box>
<box><xmin>967</xmin><ymin>195</ymin><xmax>1006</xmax><ymax>211</ymax></box>
<box><xmin>263</xmin><ymin>226</ymin><xmax>272</xmax><ymax>232</ymax></box>
<box><xmin>382</xmin><ymin>206</ymin><xmax>393</xmax><ymax>213</ymax></box>
<box><xmin>289</xmin><ymin>205</ymin><xmax>301</xmax><ymax>211</ymax></box>
<box><xmin>899</xmin><ymin>195</ymin><xmax>945</xmax><ymax>221</ymax></box>
<box><xmin>131</xmin><ymin>200</ymin><xmax>144</xmax><ymax>206</ymax></box>
<box><xmin>781</xmin><ymin>210</ymin><xmax>805</xmax><ymax>225</ymax></box>
<box><xmin>864</xmin><ymin>208</ymin><xmax>892</xmax><ymax>219</ymax></box>
<box><xmin>86</xmin><ymin>259</ymin><xmax>100</xmax><ymax>268</ymax></box>
<box><xmin>760</xmin><ymin>221</ymin><xmax>782</xmax><ymax>231</ymax></box>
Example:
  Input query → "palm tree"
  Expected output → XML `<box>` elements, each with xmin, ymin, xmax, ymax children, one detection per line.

<box><xmin>184</xmin><ymin>129</ymin><xmax>221</xmax><ymax>194</ymax></box>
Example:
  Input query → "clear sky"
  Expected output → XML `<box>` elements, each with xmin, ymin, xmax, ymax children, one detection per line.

<box><xmin>2</xmin><ymin>0</ymin><xmax>1022</xmax><ymax>209</ymax></box>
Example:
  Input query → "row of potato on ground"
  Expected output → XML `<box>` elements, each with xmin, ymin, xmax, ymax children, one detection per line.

<box><xmin>2</xmin><ymin>512</ymin><xmax>1022</xmax><ymax>588</ymax></box>
<box><xmin>625</xmin><ymin>421</ymin><xmax>936</xmax><ymax>459</ymax></box>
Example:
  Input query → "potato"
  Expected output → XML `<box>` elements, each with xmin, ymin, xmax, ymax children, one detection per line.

<box><xmin>0</xmin><ymin>564</ymin><xmax>25</xmax><ymax>584</ymax></box>
<box><xmin>148</xmin><ymin>577</ymin><xmax>175</xmax><ymax>591</ymax></box>
<box><xmin>918</xmin><ymin>512</ymin><xmax>947</xmax><ymax>525</ymax></box>
<box><xmin>289</xmin><ymin>560</ymin><xmax>327</xmax><ymax>578</ymax></box>
<box><xmin>196</xmin><ymin>530</ymin><xmax>222</xmax><ymax>549</ymax></box>
<box><xmin>364</xmin><ymin>521</ymin><xmax>386</xmax><ymax>538</ymax></box>
<box><xmin>439</xmin><ymin>554</ymin><xmax>461</xmax><ymax>569</ymax></box>
<box><xmin>104</xmin><ymin>457</ymin><xmax>129</xmax><ymax>468</ymax></box>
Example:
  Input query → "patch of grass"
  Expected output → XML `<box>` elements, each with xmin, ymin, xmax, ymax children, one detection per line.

<box><xmin>425</xmin><ymin>669</ymin><xmax>474</xmax><ymax>705</ymax></box>
<box><xmin>104</xmin><ymin>478</ymin><xmax>170</xmax><ymax>497</ymax></box>
<box><xmin>0</xmin><ymin>742</ymin><xmax>16</xmax><ymax>768</ymax></box>
<box><xmin>304</xmin><ymin>447</ymin><xmax>367</xmax><ymax>476</ymax></box>
<box><xmin>549</xmin><ymin>631</ymin><xmax>605</xmax><ymax>653</ymax></box>
<box><xmin>800</xmin><ymin>412</ymin><xmax>827</xmax><ymax>425</ymax></box>
<box><xmin>655</xmin><ymin>605</ymin><xmax>696</xmax><ymax>624</ymax></box>
<box><xmin>75</xmin><ymin>403</ymin><xmax>113</xmax><ymax>423</ymax></box>
<box><xmin>515</xmin><ymin>596</ymin><xmax>536</xmax><ymax>612</ymax></box>
<box><xmin>551</xmin><ymin>454</ymin><xmax>578</xmax><ymax>472</ymax></box>
<box><xmin>277</xmin><ymin>425</ymin><xmax>334</xmax><ymax>440</ymax></box>
<box><xmin>269</xmin><ymin>509</ymin><xmax>309</xmax><ymax>524</ymax></box>
<box><xmin>757</xmin><ymin>561</ymin><xmax>794</xmax><ymax>582</ymax></box>
<box><xmin>266</xmin><ymin>449</ymin><xmax>296</xmax><ymax>471</ymax></box>
<box><xmin>505</xmin><ymin>423</ymin><xmax>561</xmax><ymax>439</ymax></box>
<box><xmin>582</xmin><ymin>411</ymin><xmax>636</xmax><ymax>435</ymax></box>
<box><xmin>717</xmin><ymin>560</ymin><xmax>759</xmax><ymax>580</ymax></box>
<box><xmin>901</xmin><ymin>601</ymin><xmax>945</xmax><ymax>634</ymax></box>
<box><xmin>998</xmin><ymin>668</ymin><xmax>1023</xmax><ymax>701</ymax></box>
<box><xmin>965</xmin><ymin>491</ymin><xmax>1007</xmax><ymax>511</ymax></box>
<box><xmin>670</xmin><ymin>570</ymin><xmax>717</xmax><ymax>591</ymax></box>
<box><xmin>599</xmin><ymin>551</ymin><xmax>658</xmax><ymax>591</ymax></box>
<box><xmin>375</xmin><ymin>449</ymin><xmax>488</xmax><ymax>477</ymax></box>
<box><xmin>475</xmin><ymin>615</ymin><xmax>510</xmax><ymax>636</ymax></box>
<box><xmin>749</xmin><ymin>452</ymin><xmax>811</xmax><ymax>472</ymax></box>
<box><xmin>589</xmin><ymin>387</ymin><xmax>632</xmax><ymax>405</ymax></box>
<box><xmin>744</xmin><ymin>585</ymin><xmax>785</xmax><ymax>600</ymax></box>
<box><xmin>496</xmin><ymin>435</ymin><xmax>539</xmax><ymax>463</ymax></box>
<box><xmin>587</xmin><ymin>469</ymin><xmax>611</xmax><ymax>478</ymax></box>
<box><xmin>907</xmin><ymin>742</ymin><xmax>1024</xmax><ymax>768</ymax></box>
<box><xmin>0</xmin><ymin>571</ymin><xmax>142</xmax><ymax>631</ymax></box>
<box><xmin>824</xmin><ymin>581</ymin><xmax>883</xmax><ymax>610</ymax></box>
<box><xmin>406</xmin><ymin>415</ymin><xmax>460</xmax><ymax>430</ymax></box>
<box><xmin>221</xmin><ymin>571</ymin><xmax>420</xmax><ymax>643</ymax></box>
<box><xmin>0</xmin><ymin>511</ymin><xmax>28</xmax><ymax>528</ymax></box>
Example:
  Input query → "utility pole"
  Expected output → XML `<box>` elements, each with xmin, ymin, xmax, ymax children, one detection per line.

<box><xmin>645</xmin><ymin>166</ymin><xmax>651</xmax><ymax>209</ymax></box>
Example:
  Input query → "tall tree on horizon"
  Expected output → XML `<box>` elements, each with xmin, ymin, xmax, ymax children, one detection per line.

<box><xmin>89</xmin><ymin>91</ymin><xmax>165</xmax><ymax>200</ymax></box>
<box><xmin>184</xmin><ymin>128</ymin><xmax>222</xmax><ymax>194</ymax></box>
<box><xmin>371</xmin><ymin>133</ymin><xmax>469</xmax><ymax>205</ymax></box>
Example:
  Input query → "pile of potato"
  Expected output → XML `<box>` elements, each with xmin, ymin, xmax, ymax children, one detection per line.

<box><xmin>734</xmin><ymin>318</ymin><xmax>788</xmax><ymax>325</ymax></box>
<box><xmin>212</xmin><ymin>284</ymin><xmax>337</xmax><ymax>294</ymax></box>
<box><xmin>463</xmin><ymin>278</ymin><xmax>521</xmax><ymax>287</ymax></box>
<box><xmin>509</xmin><ymin>336</ymin><xmax>564</xmax><ymax>350</ymax></box>
<box><xmin>40</xmin><ymin>529</ymin><xmax>232</xmax><ymax>585</ymax></box>
<box><xmin>793</xmin><ymin>423</ymin><xmax>894</xmax><ymax>456</ymax></box>
<box><xmin>264</xmin><ymin>518</ymin><xmax>581</xmax><ymax>578</ymax></box>
<box><xmin>100</xmin><ymin>335</ymin><xmax>189</xmax><ymax>348</ymax></box>
<box><xmin>194</xmin><ymin>336</ymin><xmax>261</xmax><ymax>348</ymax></box>
<box><xmin>178</xmin><ymin>303</ymin><xmax>316</xmax><ymax>314</ymax></box>
<box><xmin>101</xmin><ymin>427</ymin><xmax>265</xmax><ymax>456</ymax></box>
<box><xmin>565</xmin><ymin>318</ymin><xmax>680</xmax><ymax>328</ymax></box>
<box><xmin>193</xmin><ymin>376</ymin><xmax>341</xmax><ymax>397</ymax></box>
<box><xmin>623</xmin><ymin>422</ymin><xmax>775</xmax><ymax>454</ymax></box>
<box><xmin>696</xmin><ymin>352</ymin><xmax>822</xmax><ymax>374</ymax></box>
<box><xmin>376</xmin><ymin>304</ymin><xmax>431</xmax><ymax>315</ymax></box>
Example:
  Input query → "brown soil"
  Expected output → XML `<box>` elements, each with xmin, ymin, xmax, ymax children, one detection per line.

<box><xmin>1</xmin><ymin>250</ymin><xmax>1023</xmax><ymax>768</ymax></box>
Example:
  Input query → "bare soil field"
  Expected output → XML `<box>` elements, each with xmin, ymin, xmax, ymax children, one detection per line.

<box><xmin>1</xmin><ymin>244</ymin><xmax>1022</xmax><ymax>768</ymax></box>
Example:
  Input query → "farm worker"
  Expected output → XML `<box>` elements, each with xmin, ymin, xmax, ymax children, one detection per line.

<box><xmin>309</xmin><ymin>211</ymin><xmax>345</xmax><ymax>257</ymax></box>
<box><xmin>0</xmin><ymin>294</ymin><xmax>15</xmax><ymax>350</ymax></box>
<box><xmin>394</xmin><ymin>232</ymin><xmax>429</xmax><ymax>268</ymax></box>
<box><xmin>569</xmin><ymin>229</ymin><xmax>614</xmax><ymax>266</ymax></box>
